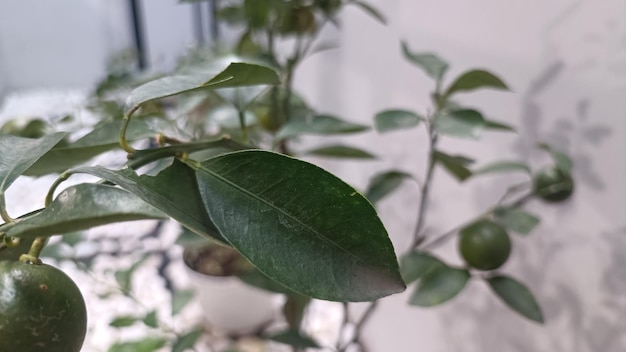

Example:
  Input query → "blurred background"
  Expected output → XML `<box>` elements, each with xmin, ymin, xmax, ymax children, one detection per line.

<box><xmin>0</xmin><ymin>0</ymin><xmax>624</xmax><ymax>351</ymax></box>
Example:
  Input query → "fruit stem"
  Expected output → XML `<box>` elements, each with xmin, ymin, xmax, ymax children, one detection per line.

<box><xmin>0</xmin><ymin>193</ymin><xmax>14</xmax><ymax>223</ymax></box>
<box><xmin>119</xmin><ymin>109</ymin><xmax>139</xmax><ymax>154</ymax></box>
<box><xmin>19</xmin><ymin>237</ymin><xmax>47</xmax><ymax>264</ymax></box>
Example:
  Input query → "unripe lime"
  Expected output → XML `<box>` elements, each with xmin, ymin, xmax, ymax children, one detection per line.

<box><xmin>533</xmin><ymin>166</ymin><xmax>574</xmax><ymax>202</ymax></box>
<box><xmin>0</xmin><ymin>261</ymin><xmax>87</xmax><ymax>352</ymax></box>
<box><xmin>459</xmin><ymin>219</ymin><xmax>511</xmax><ymax>271</ymax></box>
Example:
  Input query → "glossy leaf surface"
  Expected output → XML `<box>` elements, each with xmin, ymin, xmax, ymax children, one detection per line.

<box><xmin>125</xmin><ymin>62</ymin><xmax>279</xmax><ymax>114</ymax></box>
<box><xmin>365</xmin><ymin>170</ymin><xmax>412</xmax><ymax>204</ymax></box>
<box><xmin>487</xmin><ymin>275</ymin><xmax>544</xmax><ymax>323</ymax></box>
<box><xmin>4</xmin><ymin>184</ymin><xmax>165</xmax><ymax>239</ymax></box>
<box><xmin>195</xmin><ymin>150</ymin><xmax>405</xmax><ymax>301</ymax></box>
<box><xmin>374</xmin><ymin>109</ymin><xmax>423</xmax><ymax>133</ymax></box>
<box><xmin>276</xmin><ymin>115</ymin><xmax>369</xmax><ymax>140</ymax></box>
<box><xmin>304</xmin><ymin>145</ymin><xmax>375</xmax><ymax>159</ymax></box>
<box><xmin>0</xmin><ymin>133</ymin><xmax>65</xmax><ymax>189</ymax></box>
<box><xmin>401</xmin><ymin>41</ymin><xmax>448</xmax><ymax>81</ymax></box>
<box><xmin>409</xmin><ymin>266</ymin><xmax>469</xmax><ymax>307</ymax></box>
<box><xmin>444</xmin><ymin>69</ymin><xmax>509</xmax><ymax>98</ymax></box>
<box><xmin>494</xmin><ymin>207</ymin><xmax>540</xmax><ymax>235</ymax></box>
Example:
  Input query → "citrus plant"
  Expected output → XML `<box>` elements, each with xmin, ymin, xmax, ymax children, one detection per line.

<box><xmin>0</xmin><ymin>1</ymin><xmax>576</xmax><ymax>351</ymax></box>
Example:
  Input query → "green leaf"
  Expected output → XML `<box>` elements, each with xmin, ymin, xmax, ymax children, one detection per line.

<box><xmin>434</xmin><ymin>109</ymin><xmax>485</xmax><ymax>139</ymax></box>
<box><xmin>401</xmin><ymin>41</ymin><xmax>448</xmax><ymax>81</ymax></box>
<box><xmin>409</xmin><ymin>266</ymin><xmax>469</xmax><ymax>307</ymax></box>
<box><xmin>115</xmin><ymin>255</ymin><xmax>150</xmax><ymax>293</ymax></box>
<box><xmin>172</xmin><ymin>289</ymin><xmax>195</xmax><ymax>316</ymax></box>
<box><xmin>494</xmin><ymin>207</ymin><xmax>540</xmax><ymax>235</ymax></box>
<box><xmin>303</xmin><ymin>145</ymin><xmax>376</xmax><ymax>159</ymax></box>
<box><xmin>3</xmin><ymin>184</ymin><xmax>166</xmax><ymax>240</ymax></box>
<box><xmin>282</xmin><ymin>293</ymin><xmax>311</xmax><ymax>329</ymax></box>
<box><xmin>194</xmin><ymin>150</ymin><xmax>405</xmax><ymax>301</ymax></box>
<box><xmin>267</xmin><ymin>329</ymin><xmax>320</xmax><ymax>348</ymax></box>
<box><xmin>66</xmin><ymin>161</ymin><xmax>226</xmax><ymax>243</ymax></box>
<box><xmin>433</xmin><ymin>150</ymin><xmax>474</xmax><ymax>181</ymax></box>
<box><xmin>537</xmin><ymin>143</ymin><xmax>573</xmax><ymax>172</ymax></box>
<box><xmin>374</xmin><ymin>109</ymin><xmax>423</xmax><ymax>133</ymax></box>
<box><xmin>487</xmin><ymin>275</ymin><xmax>544</xmax><ymax>323</ymax></box>
<box><xmin>125</xmin><ymin>62</ymin><xmax>279</xmax><ymax>115</ymax></box>
<box><xmin>142</xmin><ymin>311</ymin><xmax>159</xmax><ymax>328</ymax></box>
<box><xmin>351</xmin><ymin>1</ymin><xmax>386</xmax><ymax>24</ymax></box>
<box><xmin>238</xmin><ymin>268</ymin><xmax>294</xmax><ymax>295</ymax></box>
<box><xmin>172</xmin><ymin>329</ymin><xmax>203</xmax><ymax>352</ymax></box>
<box><xmin>0</xmin><ymin>133</ymin><xmax>65</xmax><ymax>189</ymax></box>
<box><xmin>110</xmin><ymin>316</ymin><xmax>140</xmax><ymax>328</ymax></box>
<box><xmin>108</xmin><ymin>337</ymin><xmax>167</xmax><ymax>352</ymax></box>
<box><xmin>365</xmin><ymin>170</ymin><xmax>412</xmax><ymax>204</ymax></box>
<box><xmin>443</xmin><ymin>69</ymin><xmax>509</xmax><ymax>98</ymax></box>
<box><xmin>472</xmin><ymin>161</ymin><xmax>531</xmax><ymax>176</ymax></box>
<box><xmin>276</xmin><ymin>115</ymin><xmax>369</xmax><ymax>140</ymax></box>
<box><xmin>25</xmin><ymin>120</ymin><xmax>157</xmax><ymax>176</ymax></box>
<box><xmin>484</xmin><ymin>119</ymin><xmax>516</xmax><ymax>132</ymax></box>
<box><xmin>400</xmin><ymin>251</ymin><xmax>445</xmax><ymax>284</ymax></box>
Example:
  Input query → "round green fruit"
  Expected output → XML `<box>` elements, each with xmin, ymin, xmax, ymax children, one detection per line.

<box><xmin>533</xmin><ymin>166</ymin><xmax>574</xmax><ymax>202</ymax></box>
<box><xmin>459</xmin><ymin>219</ymin><xmax>511</xmax><ymax>271</ymax></box>
<box><xmin>0</xmin><ymin>261</ymin><xmax>87</xmax><ymax>352</ymax></box>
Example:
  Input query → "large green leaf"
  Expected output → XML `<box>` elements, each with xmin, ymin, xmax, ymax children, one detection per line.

<box><xmin>400</xmin><ymin>251</ymin><xmax>445</xmax><ymax>284</ymax></box>
<box><xmin>125</xmin><ymin>62</ymin><xmax>279</xmax><ymax>115</ymax></box>
<box><xmin>374</xmin><ymin>109</ymin><xmax>424</xmax><ymax>133</ymax></box>
<box><xmin>303</xmin><ymin>144</ymin><xmax>376</xmax><ymax>159</ymax></box>
<box><xmin>472</xmin><ymin>161</ymin><xmax>531</xmax><ymax>176</ymax></box>
<box><xmin>65</xmin><ymin>161</ymin><xmax>226</xmax><ymax>243</ymax></box>
<box><xmin>350</xmin><ymin>1</ymin><xmax>386</xmax><ymax>24</ymax></box>
<box><xmin>194</xmin><ymin>150</ymin><xmax>405</xmax><ymax>301</ymax></box>
<box><xmin>276</xmin><ymin>115</ymin><xmax>369</xmax><ymax>140</ymax></box>
<box><xmin>433</xmin><ymin>150</ymin><xmax>474</xmax><ymax>181</ymax></box>
<box><xmin>487</xmin><ymin>275</ymin><xmax>544</xmax><ymax>323</ymax></box>
<box><xmin>0</xmin><ymin>133</ymin><xmax>65</xmax><ymax>189</ymax></box>
<box><xmin>3</xmin><ymin>184</ymin><xmax>165</xmax><ymax>239</ymax></box>
<box><xmin>434</xmin><ymin>109</ymin><xmax>485</xmax><ymax>139</ymax></box>
<box><xmin>401</xmin><ymin>42</ymin><xmax>448</xmax><ymax>81</ymax></box>
<box><xmin>494</xmin><ymin>207</ymin><xmax>540</xmax><ymax>235</ymax></box>
<box><xmin>365</xmin><ymin>170</ymin><xmax>412</xmax><ymax>204</ymax></box>
<box><xmin>25</xmin><ymin>120</ymin><xmax>157</xmax><ymax>176</ymax></box>
<box><xmin>409</xmin><ymin>266</ymin><xmax>469</xmax><ymax>307</ymax></box>
<box><xmin>443</xmin><ymin>69</ymin><xmax>509</xmax><ymax>99</ymax></box>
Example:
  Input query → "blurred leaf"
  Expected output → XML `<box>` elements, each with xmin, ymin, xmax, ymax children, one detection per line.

<box><xmin>175</xmin><ymin>227</ymin><xmax>209</xmax><ymax>247</ymax></box>
<box><xmin>267</xmin><ymin>329</ymin><xmax>320</xmax><ymax>348</ymax></box>
<box><xmin>0</xmin><ymin>133</ymin><xmax>65</xmax><ymax>189</ymax></box>
<box><xmin>374</xmin><ymin>109</ymin><xmax>424</xmax><ymax>133</ymax></box>
<box><xmin>115</xmin><ymin>254</ymin><xmax>150</xmax><ymax>293</ymax></box>
<box><xmin>172</xmin><ymin>329</ymin><xmax>203</xmax><ymax>352</ymax></box>
<box><xmin>26</xmin><ymin>120</ymin><xmax>157</xmax><ymax>176</ymax></box>
<box><xmin>433</xmin><ymin>150</ymin><xmax>473</xmax><ymax>181</ymax></box>
<box><xmin>409</xmin><ymin>266</ymin><xmax>469</xmax><ymax>307</ymax></box>
<box><xmin>236</xmin><ymin>30</ymin><xmax>263</xmax><ymax>57</ymax></box>
<box><xmin>351</xmin><ymin>1</ymin><xmax>386</xmax><ymax>24</ymax></box>
<box><xmin>443</xmin><ymin>69</ymin><xmax>509</xmax><ymax>98</ymax></box>
<box><xmin>304</xmin><ymin>145</ymin><xmax>376</xmax><ymax>159</ymax></box>
<box><xmin>472</xmin><ymin>161</ymin><xmax>531</xmax><ymax>176</ymax></box>
<box><xmin>60</xmin><ymin>232</ymin><xmax>85</xmax><ymax>247</ymax></box>
<box><xmin>435</xmin><ymin>109</ymin><xmax>485</xmax><ymax>139</ymax></box>
<box><xmin>276</xmin><ymin>115</ymin><xmax>369</xmax><ymax>140</ymax></box>
<box><xmin>401</xmin><ymin>41</ymin><xmax>448</xmax><ymax>81</ymax></box>
<box><xmin>68</xmin><ymin>161</ymin><xmax>226</xmax><ymax>243</ymax></box>
<box><xmin>537</xmin><ymin>143</ymin><xmax>573</xmax><ymax>172</ymax></box>
<box><xmin>400</xmin><ymin>251</ymin><xmax>445</xmax><ymax>284</ymax></box>
<box><xmin>195</xmin><ymin>150</ymin><xmax>405</xmax><ymax>301</ymax></box>
<box><xmin>110</xmin><ymin>316</ymin><xmax>140</xmax><ymax>328</ymax></box>
<box><xmin>143</xmin><ymin>311</ymin><xmax>159</xmax><ymax>328</ymax></box>
<box><xmin>494</xmin><ymin>207</ymin><xmax>540</xmax><ymax>235</ymax></box>
<box><xmin>365</xmin><ymin>170</ymin><xmax>412</xmax><ymax>204</ymax></box>
<box><xmin>4</xmin><ymin>184</ymin><xmax>165</xmax><ymax>240</ymax></box>
<box><xmin>216</xmin><ymin>5</ymin><xmax>246</xmax><ymax>25</ymax></box>
<box><xmin>172</xmin><ymin>289</ymin><xmax>195</xmax><ymax>316</ymax></box>
<box><xmin>40</xmin><ymin>243</ymin><xmax>71</xmax><ymax>260</ymax></box>
<box><xmin>282</xmin><ymin>293</ymin><xmax>311</xmax><ymax>329</ymax></box>
<box><xmin>108</xmin><ymin>338</ymin><xmax>167</xmax><ymax>352</ymax></box>
<box><xmin>487</xmin><ymin>275</ymin><xmax>544</xmax><ymax>323</ymax></box>
<box><xmin>484</xmin><ymin>119</ymin><xmax>516</xmax><ymax>132</ymax></box>
<box><xmin>126</xmin><ymin>63</ymin><xmax>279</xmax><ymax>115</ymax></box>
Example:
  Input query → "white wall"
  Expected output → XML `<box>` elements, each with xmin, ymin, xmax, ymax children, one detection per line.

<box><xmin>296</xmin><ymin>0</ymin><xmax>625</xmax><ymax>351</ymax></box>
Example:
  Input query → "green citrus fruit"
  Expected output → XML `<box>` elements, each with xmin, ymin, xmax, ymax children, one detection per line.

<box><xmin>533</xmin><ymin>166</ymin><xmax>574</xmax><ymax>202</ymax></box>
<box><xmin>0</xmin><ymin>261</ymin><xmax>87</xmax><ymax>352</ymax></box>
<box><xmin>459</xmin><ymin>219</ymin><xmax>511</xmax><ymax>271</ymax></box>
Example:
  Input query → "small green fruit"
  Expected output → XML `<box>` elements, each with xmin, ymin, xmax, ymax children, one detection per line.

<box><xmin>533</xmin><ymin>166</ymin><xmax>574</xmax><ymax>202</ymax></box>
<box><xmin>459</xmin><ymin>219</ymin><xmax>511</xmax><ymax>271</ymax></box>
<box><xmin>0</xmin><ymin>261</ymin><xmax>87</xmax><ymax>352</ymax></box>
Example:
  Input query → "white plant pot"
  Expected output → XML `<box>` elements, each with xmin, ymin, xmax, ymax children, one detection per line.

<box><xmin>184</xmin><ymin>263</ymin><xmax>284</xmax><ymax>334</ymax></box>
